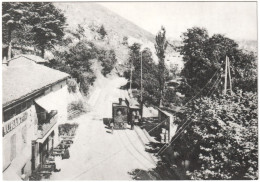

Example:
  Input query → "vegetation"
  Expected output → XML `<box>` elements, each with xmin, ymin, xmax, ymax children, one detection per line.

<box><xmin>155</xmin><ymin>26</ymin><xmax>168</xmax><ymax>107</ymax></box>
<box><xmin>173</xmin><ymin>91</ymin><xmax>258</xmax><ymax>179</ymax></box>
<box><xmin>67</xmin><ymin>78</ymin><xmax>78</xmax><ymax>93</ymax></box>
<box><xmin>26</xmin><ymin>3</ymin><xmax>66</xmax><ymax>58</ymax></box>
<box><xmin>2</xmin><ymin>2</ymin><xmax>66</xmax><ymax>58</ymax></box>
<box><xmin>49</xmin><ymin>40</ymin><xmax>97</xmax><ymax>95</ymax></box>
<box><xmin>3</xmin><ymin>3</ymin><xmax>257</xmax><ymax>179</ymax></box>
<box><xmin>58</xmin><ymin>123</ymin><xmax>79</xmax><ymax>136</ymax></box>
<box><xmin>3</xmin><ymin>3</ymin><xmax>117</xmax><ymax>95</ymax></box>
<box><xmin>68</xmin><ymin>100</ymin><xmax>86</xmax><ymax>113</ymax></box>
<box><xmin>180</xmin><ymin>27</ymin><xmax>257</xmax><ymax>99</ymax></box>
<box><xmin>124</xmin><ymin>43</ymin><xmax>162</xmax><ymax>106</ymax></box>
<box><xmin>98</xmin><ymin>49</ymin><xmax>117</xmax><ymax>76</ymax></box>
<box><xmin>157</xmin><ymin>27</ymin><xmax>258</xmax><ymax>180</ymax></box>
<box><xmin>2</xmin><ymin>3</ymin><xmax>28</xmax><ymax>45</ymax></box>
<box><xmin>98</xmin><ymin>25</ymin><xmax>107</xmax><ymax>39</ymax></box>
<box><xmin>124</xmin><ymin>26</ymin><xmax>257</xmax><ymax>180</ymax></box>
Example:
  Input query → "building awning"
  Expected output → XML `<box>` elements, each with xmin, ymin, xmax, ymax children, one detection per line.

<box><xmin>35</xmin><ymin>92</ymin><xmax>58</xmax><ymax>113</ymax></box>
<box><xmin>37</xmin><ymin>123</ymin><xmax>57</xmax><ymax>143</ymax></box>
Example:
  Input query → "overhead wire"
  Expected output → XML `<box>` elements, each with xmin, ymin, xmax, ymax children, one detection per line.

<box><xmin>207</xmin><ymin>78</ymin><xmax>222</xmax><ymax>98</ymax></box>
<box><xmin>156</xmin><ymin>68</ymin><xmax>222</xmax><ymax>155</ymax></box>
<box><xmin>183</xmin><ymin>68</ymin><xmax>220</xmax><ymax>106</ymax></box>
<box><xmin>157</xmin><ymin>77</ymin><xmax>223</xmax><ymax>155</ymax></box>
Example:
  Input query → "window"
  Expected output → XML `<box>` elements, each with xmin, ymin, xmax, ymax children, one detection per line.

<box><xmin>26</xmin><ymin>100</ymin><xmax>32</xmax><ymax>108</ymax></box>
<box><xmin>21</xmin><ymin>102</ymin><xmax>27</xmax><ymax>112</ymax></box>
<box><xmin>15</xmin><ymin>105</ymin><xmax>21</xmax><ymax>115</ymax></box>
<box><xmin>10</xmin><ymin>134</ymin><xmax>16</xmax><ymax>161</ymax></box>
<box><xmin>4</xmin><ymin>108</ymin><xmax>16</xmax><ymax>122</ymax></box>
<box><xmin>22</xmin><ymin>126</ymin><xmax>27</xmax><ymax>145</ymax></box>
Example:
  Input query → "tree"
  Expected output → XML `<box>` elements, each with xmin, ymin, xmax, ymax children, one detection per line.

<box><xmin>2</xmin><ymin>2</ymin><xmax>29</xmax><ymax>57</ymax></box>
<box><xmin>49</xmin><ymin>40</ymin><xmax>97</xmax><ymax>95</ymax></box>
<box><xmin>67</xmin><ymin>24</ymin><xmax>85</xmax><ymax>41</ymax></box>
<box><xmin>172</xmin><ymin>91</ymin><xmax>258</xmax><ymax>180</ymax></box>
<box><xmin>27</xmin><ymin>2</ymin><xmax>66</xmax><ymax>58</ymax></box>
<box><xmin>155</xmin><ymin>26</ymin><xmax>168</xmax><ymax>107</ymax></box>
<box><xmin>122</xmin><ymin>36</ymin><xmax>128</xmax><ymax>46</ymax></box>
<box><xmin>98</xmin><ymin>25</ymin><xmax>107</xmax><ymax>39</ymax></box>
<box><xmin>180</xmin><ymin>27</ymin><xmax>257</xmax><ymax>97</ymax></box>
<box><xmin>98</xmin><ymin>49</ymin><xmax>117</xmax><ymax>76</ymax></box>
<box><xmin>124</xmin><ymin>44</ymin><xmax>161</xmax><ymax>106</ymax></box>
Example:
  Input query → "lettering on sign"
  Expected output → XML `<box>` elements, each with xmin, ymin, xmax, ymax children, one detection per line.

<box><xmin>2</xmin><ymin>111</ymin><xmax>29</xmax><ymax>137</ymax></box>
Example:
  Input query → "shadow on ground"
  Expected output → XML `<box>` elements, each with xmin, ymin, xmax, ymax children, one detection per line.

<box><xmin>103</xmin><ymin>117</ymin><xmax>188</xmax><ymax>180</ymax></box>
<box><xmin>128</xmin><ymin>142</ymin><xmax>188</xmax><ymax>180</ymax></box>
<box><xmin>128</xmin><ymin>118</ymin><xmax>188</xmax><ymax>180</ymax></box>
<box><xmin>103</xmin><ymin>118</ymin><xmax>112</xmax><ymax>126</ymax></box>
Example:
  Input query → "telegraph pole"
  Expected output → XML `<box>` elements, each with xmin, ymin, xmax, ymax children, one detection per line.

<box><xmin>227</xmin><ymin>57</ymin><xmax>232</xmax><ymax>95</ymax></box>
<box><xmin>224</xmin><ymin>56</ymin><xmax>228</xmax><ymax>95</ymax></box>
<box><xmin>140</xmin><ymin>51</ymin><xmax>143</xmax><ymax>117</ymax></box>
<box><xmin>141</xmin><ymin>51</ymin><xmax>143</xmax><ymax>104</ymax></box>
<box><xmin>130</xmin><ymin>60</ymin><xmax>133</xmax><ymax>91</ymax></box>
<box><xmin>223</xmin><ymin>56</ymin><xmax>232</xmax><ymax>95</ymax></box>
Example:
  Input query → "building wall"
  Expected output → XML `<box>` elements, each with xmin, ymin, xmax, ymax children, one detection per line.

<box><xmin>158</xmin><ymin>109</ymin><xmax>178</xmax><ymax>143</ymax></box>
<box><xmin>2</xmin><ymin>104</ymin><xmax>38</xmax><ymax>178</ymax></box>
<box><xmin>3</xmin><ymin>79</ymin><xmax>68</xmax><ymax>178</ymax></box>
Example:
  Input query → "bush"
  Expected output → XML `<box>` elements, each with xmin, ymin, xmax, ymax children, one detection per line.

<box><xmin>68</xmin><ymin>100</ymin><xmax>86</xmax><ymax>112</ymax></box>
<box><xmin>58</xmin><ymin>123</ymin><xmax>79</xmax><ymax>136</ymax></box>
<box><xmin>67</xmin><ymin>78</ymin><xmax>78</xmax><ymax>93</ymax></box>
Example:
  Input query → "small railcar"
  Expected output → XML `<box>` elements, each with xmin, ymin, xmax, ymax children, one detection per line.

<box><xmin>112</xmin><ymin>98</ymin><xmax>141</xmax><ymax>129</ymax></box>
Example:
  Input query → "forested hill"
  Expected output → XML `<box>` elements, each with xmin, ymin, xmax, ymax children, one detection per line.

<box><xmin>55</xmin><ymin>3</ymin><xmax>155</xmax><ymax>43</ymax></box>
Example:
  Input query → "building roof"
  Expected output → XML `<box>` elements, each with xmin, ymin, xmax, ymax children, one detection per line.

<box><xmin>158</xmin><ymin>106</ymin><xmax>186</xmax><ymax>115</ymax></box>
<box><xmin>11</xmin><ymin>54</ymin><xmax>49</xmax><ymax>64</ymax></box>
<box><xmin>3</xmin><ymin>56</ymin><xmax>69</xmax><ymax>107</ymax></box>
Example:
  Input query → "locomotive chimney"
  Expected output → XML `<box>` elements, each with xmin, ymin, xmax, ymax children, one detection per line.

<box><xmin>119</xmin><ymin>98</ymin><xmax>122</xmax><ymax>105</ymax></box>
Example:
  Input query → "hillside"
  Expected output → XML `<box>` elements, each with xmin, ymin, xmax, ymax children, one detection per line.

<box><xmin>55</xmin><ymin>3</ymin><xmax>154</xmax><ymax>43</ymax></box>
<box><xmin>53</xmin><ymin>3</ymin><xmax>186</xmax><ymax>72</ymax></box>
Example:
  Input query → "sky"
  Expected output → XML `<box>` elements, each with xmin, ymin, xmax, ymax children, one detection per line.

<box><xmin>99</xmin><ymin>2</ymin><xmax>257</xmax><ymax>41</ymax></box>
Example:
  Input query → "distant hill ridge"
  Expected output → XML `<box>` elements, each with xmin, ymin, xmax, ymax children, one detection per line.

<box><xmin>56</xmin><ymin>2</ymin><xmax>155</xmax><ymax>43</ymax></box>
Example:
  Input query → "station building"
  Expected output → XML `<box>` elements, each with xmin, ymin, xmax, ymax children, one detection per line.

<box><xmin>2</xmin><ymin>55</ymin><xmax>70</xmax><ymax>180</ymax></box>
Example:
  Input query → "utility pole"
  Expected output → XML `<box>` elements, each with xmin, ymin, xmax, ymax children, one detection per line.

<box><xmin>141</xmin><ymin>51</ymin><xmax>143</xmax><ymax>104</ymax></box>
<box><xmin>140</xmin><ymin>51</ymin><xmax>143</xmax><ymax>117</ymax></box>
<box><xmin>130</xmin><ymin>60</ymin><xmax>133</xmax><ymax>91</ymax></box>
<box><xmin>223</xmin><ymin>56</ymin><xmax>232</xmax><ymax>95</ymax></box>
<box><xmin>227</xmin><ymin>57</ymin><xmax>232</xmax><ymax>95</ymax></box>
<box><xmin>224</xmin><ymin>56</ymin><xmax>228</xmax><ymax>95</ymax></box>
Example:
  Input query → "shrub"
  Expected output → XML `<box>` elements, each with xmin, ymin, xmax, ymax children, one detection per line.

<box><xmin>67</xmin><ymin>78</ymin><xmax>78</xmax><ymax>93</ymax></box>
<box><xmin>68</xmin><ymin>100</ymin><xmax>86</xmax><ymax>112</ymax></box>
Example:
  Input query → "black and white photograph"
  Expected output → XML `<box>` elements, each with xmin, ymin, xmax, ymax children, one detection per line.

<box><xmin>1</xmin><ymin>1</ymin><xmax>258</xmax><ymax>180</ymax></box>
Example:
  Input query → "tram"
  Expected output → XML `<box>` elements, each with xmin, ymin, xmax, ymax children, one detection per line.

<box><xmin>112</xmin><ymin>98</ymin><xmax>141</xmax><ymax>129</ymax></box>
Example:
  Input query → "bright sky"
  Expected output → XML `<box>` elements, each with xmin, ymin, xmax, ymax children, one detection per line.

<box><xmin>99</xmin><ymin>2</ymin><xmax>257</xmax><ymax>41</ymax></box>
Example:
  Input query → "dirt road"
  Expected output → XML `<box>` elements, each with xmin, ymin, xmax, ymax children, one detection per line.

<box><xmin>50</xmin><ymin>74</ymin><xmax>157</xmax><ymax>180</ymax></box>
